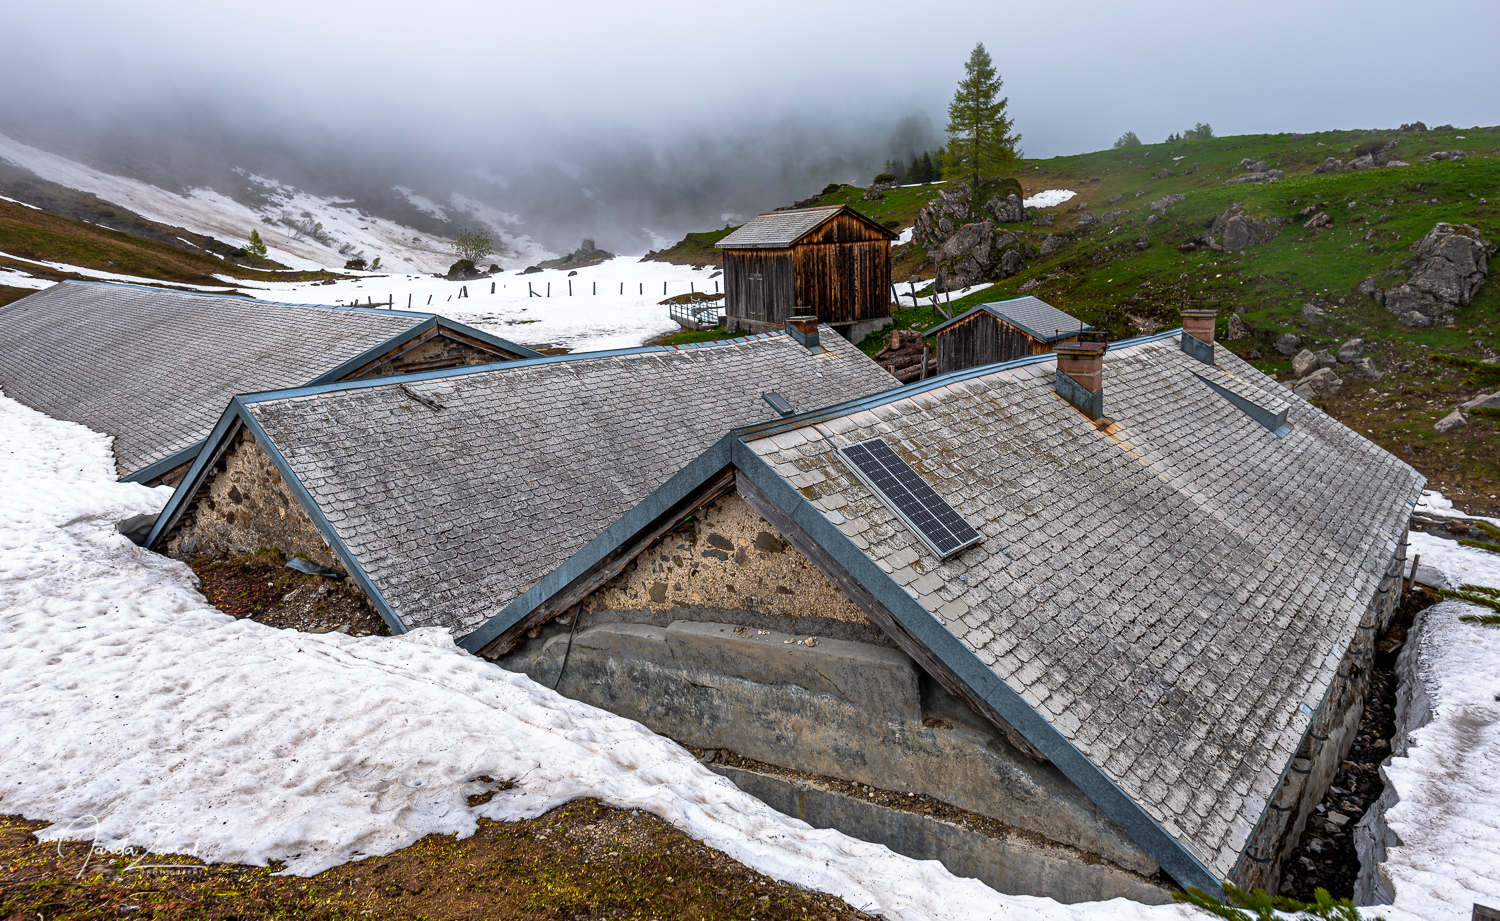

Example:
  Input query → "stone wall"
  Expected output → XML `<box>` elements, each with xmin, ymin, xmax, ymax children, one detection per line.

<box><xmin>586</xmin><ymin>492</ymin><xmax>868</xmax><ymax>625</ymax></box>
<box><xmin>1232</xmin><ymin>536</ymin><xmax>1408</xmax><ymax>892</ymax></box>
<box><xmin>351</xmin><ymin>331</ymin><xmax>510</xmax><ymax>379</ymax></box>
<box><xmin>165</xmin><ymin>429</ymin><xmax>341</xmax><ymax>570</ymax></box>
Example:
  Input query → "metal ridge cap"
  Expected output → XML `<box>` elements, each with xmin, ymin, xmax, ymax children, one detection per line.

<box><xmin>231</xmin><ymin>330</ymin><xmax>803</xmax><ymax>406</ymax></box>
<box><xmin>56</xmin><ymin>278</ymin><xmax>410</xmax><ymax>315</ymax></box>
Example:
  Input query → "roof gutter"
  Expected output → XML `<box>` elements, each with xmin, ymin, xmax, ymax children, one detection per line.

<box><xmin>119</xmin><ymin>440</ymin><xmax>206</xmax><ymax>484</ymax></box>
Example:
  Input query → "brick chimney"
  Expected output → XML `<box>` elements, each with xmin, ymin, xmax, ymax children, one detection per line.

<box><xmin>1180</xmin><ymin>309</ymin><xmax>1218</xmax><ymax>364</ymax></box>
<box><xmin>1054</xmin><ymin>341</ymin><xmax>1107</xmax><ymax>420</ymax></box>
<box><xmin>786</xmin><ymin>314</ymin><xmax>820</xmax><ymax>349</ymax></box>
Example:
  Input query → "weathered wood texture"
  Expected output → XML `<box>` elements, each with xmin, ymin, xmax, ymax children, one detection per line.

<box><xmin>723</xmin><ymin>211</ymin><xmax>892</xmax><ymax>326</ymax></box>
<box><xmin>935</xmin><ymin>312</ymin><xmax>1079</xmax><ymax>375</ymax></box>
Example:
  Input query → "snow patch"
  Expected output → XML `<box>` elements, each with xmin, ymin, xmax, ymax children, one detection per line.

<box><xmin>1023</xmin><ymin>189</ymin><xmax>1075</xmax><ymax>209</ymax></box>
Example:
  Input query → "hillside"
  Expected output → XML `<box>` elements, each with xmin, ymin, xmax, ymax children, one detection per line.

<box><xmin>657</xmin><ymin>124</ymin><xmax>1500</xmax><ymax>513</ymax></box>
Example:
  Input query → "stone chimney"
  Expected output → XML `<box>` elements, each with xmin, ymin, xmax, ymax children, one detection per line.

<box><xmin>1180</xmin><ymin>309</ymin><xmax>1218</xmax><ymax>364</ymax></box>
<box><xmin>786</xmin><ymin>314</ymin><xmax>820</xmax><ymax>349</ymax></box>
<box><xmin>1054</xmin><ymin>341</ymin><xmax>1107</xmax><ymax>420</ymax></box>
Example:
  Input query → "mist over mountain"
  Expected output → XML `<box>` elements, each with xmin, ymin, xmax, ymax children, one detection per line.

<box><xmin>2</xmin><ymin>0</ymin><xmax>1495</xmax><ymax>256</ymax></box>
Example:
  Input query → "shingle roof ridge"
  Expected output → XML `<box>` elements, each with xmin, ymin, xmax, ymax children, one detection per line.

<box><xmin>738</xmin><ymin>328</ymin><xmax>1181</xmax><ymax>441</ymax></box>
<box><xmin>234</xmin><ymin>327</ymin><xmax>828</xmax><ymax>407</ymax></box>
<box><xmin>923</xmin><ymin>295</ymin><xmax>1091</xmax><ymax>341</ymax></box>
<box><xmin>714</xmin><ymin>205</ymin><xmax>850</xmax><ymax>249</ymax></box>
<box><xmin>45</xmin><ymin>279</ymin><xmax>444</xmax><ymax>320</ymax></box>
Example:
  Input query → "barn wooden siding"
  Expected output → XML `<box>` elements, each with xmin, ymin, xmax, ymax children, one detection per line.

<box><xmin>722</xmin><ymin>209</ymin><xmax>893</xmax><ymax>327</ymax></box>
<box><xmin>722</xmin><ymin>250</ymin><xmax>796</xmax><ymax>325</ymax></box>
<box><xmin>935</xmin><ymin>312</ymin><xmax>1078</xmax><ymax>375</ymax></box>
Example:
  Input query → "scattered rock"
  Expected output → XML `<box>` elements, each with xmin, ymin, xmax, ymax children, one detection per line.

<box><xmin>1346</xmin><ymin>357</ymin><xmax>1384</xmax><ymax>381</ymax></box>
<box><xmin>1249</xmin><ymin>349</ymin><xmax>1262</xmax><ymax>359</ymax></box>
<box><xmin>1382</xmin><ymin>223</ymin><xmax>1495</xmax><ymax>325</ymax></box>
<box><xmin>1145</xmin><ymin>214</ymin><xmax>1159</xmax><ymax>225</ymax></box>
<box><xmin>1238</xmin><ymin>158</ymin><xmax>1269</xmax><ymax>172</ymax></box>
<box><xmin>1275</xmin><ymin>333</ymin><xmax>1303</xmax><ymax>356</ymax></box>
<box><xmin>862</xmin><ymin>188</ymin><xmax>885</xmax><ymax>201</ymax></box>
<box><xmin>1107</xmin><ymin>194</ymin><xmax>1123</xmax><ymax>205</ymax></box>
<box><xmin>1301</xmin><ymin>303</ymin><xmax>1326</xmax><ymax>324</ymax></box>
<box><xmin>1178</xmin><ymin>241</ymin><xmax>1198</xmax><ymax>253</ymax></box>
<box><xmin>1032</xmin><ymin>212</ymin><xmax>1055</xmax><ymax>226</ymax></box>
<box><xmin>1385</xmin><ymin>160</ymin><xmax>1410</xmax><ymax>168</ymax></box>
<box><xmin>1336</xmin><ymin>339</ymin><xmax>1365</xmax><ymax>363</ymax></box>
<box><xmin>1313</xmin><ymin>157</ymin><xmax>1345</xmax><ymax>174</ymax></box>
<box><xmin>1400</xmin><ymin>121</ymin><xmax>1427</xmax><ymax>133</ymax></box>
<box><xmin>1356</xmin><ymin>277</ymin><xmax>1380</xmax><ymax>299</ymax></box>
<box><xmin>1305</xmin><ymin>212</ymin><xmax>1333</xmax><ymax>231</ymax></box>
<box><xmin>1225</xmin><ymin>169</ymin><xmax>1286</xmax><ymax>184</ymax></box>
<box><xmin>1183</xmin><ymin>162</ymin><xmax>1200</xmax><ymax>175</ymax></box>
<box><xmin>1135</xmin><ymin>236</ymin><xmax>1151</xmax><ymax>251</ymax></box>
<box><xmin>871</xmin><ymin>175</ymin><xmax>900</xmax><ymax>192</ymax></box>
<box><xmin>1461</xmin><ymin>393</ymin><xmax>1500</xmax><ymax>411</ymax></box>
<box><xmin>1017</xmin><ymin>278</ymin><xmax>1041</xmax><ymax>293</ymax></box>
<box><xmin>988</xmin><ymin>194</ymin><xmax>1026</xmax><ymax>224</ymax></box>
<box><xmin>1420</xmin><ymin>150</ymin><xmax>1466</xmax><ymax>162</ymax></box>
<box><xmin>1149</xmin><ymin>193</ymin><xmax>1186</xmax><ymax>212</ymax></box>
<box><xmin>1294</xmin><ymin>368</ymin><xmax>1344</xmax><ymax>399</ymax></box>
<box><xmin>1434</xmin><ymin>409</ymin><xmax>1467</xmax><ymax>433</ymax></box>
<box><xmin>1398</xmin><ymin>310</ymin><xmax>1434</xmax><ymax>327</ymax></box>
<box><xmin>1039</xmin><ymin>234</ymin><xmax>1068</xmax><ymax>256</ymax></box>
<box><xmin>1152</xmin><ymin>168</ymin><xmax>1173</xmax><ymax>179</ymax></box>
<box><xmin>1078</xmin><ymin>211</ymin><xmax>1098</xmax><ymax>227</ymax></box>
<box><xmin>1100</xmin><ymin>208</ymin><xmax>1127</xmax><ymax>224</ymax></box>
<box><xmin>1226</xmin><ymin>314</ymin><xmax>1250</xmax><ymax>340</ymax></box>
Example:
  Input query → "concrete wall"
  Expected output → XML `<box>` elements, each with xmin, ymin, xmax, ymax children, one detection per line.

<box><xmin>164</xmin><ymin>429</ymin><xmax>341</xmax><ymax>571</ymax></box>
<box><xmin>501</xmin><ymin>614</ymin><xmax>1167</xmax><ymax>899</ymax></box>
<box><xmin>1232</xmin><ymin>537</ymin><xmax>1408</xmax><ymax>892</ymax></box>
<box><xmin>713</xmin><ymin>763</ymin><xmax>1172</xmax><ymax>905</ymax></box>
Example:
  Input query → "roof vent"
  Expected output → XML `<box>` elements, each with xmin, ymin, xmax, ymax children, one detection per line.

<box><xmin>1180</xmin><ymin>309</ymin><xmax>1218</xmax><ymax>364</ymax></box>
<box><xmin>786</xmin><ymin>315</ymin><xmax>820</xmax><ymax>349</ymax></box>
<box><xmin>1054</xmin><ymin>341</ymin><xmax>1107</xmax><ymax>421</ymax></box>
<box><xmin>762</xmin><ymin>392</ymin><xmax>797</xmax><ymax>416</ymax></box>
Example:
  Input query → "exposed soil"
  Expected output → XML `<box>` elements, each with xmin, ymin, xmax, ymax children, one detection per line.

<box><xmin>188</xmin><ymin>549</ymin><xmax>389</xmax><ymax>637</ymax></box>
<box><xmin>1278</xmin><ymin>585</ymin><xmax>1437</xmax><ymax>899</ymax></box>
<box><xmin>1</xmin><ymin>800</ymin><xmax>873</xmax><ymax>921</ymax></box>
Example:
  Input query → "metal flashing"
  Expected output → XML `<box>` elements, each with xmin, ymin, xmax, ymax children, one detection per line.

<box><xmin>1192</xmin><ymin>372</ymin><xmax>1290</xmax><ymax>437</ymax></box>
<box><xmin>1180</xmin><ymin>331</ymin><xmax>1216</xmax><ymax>365</ymax></box>
<box><xmin>119</xmin><ymin>441</ymin><xmax>206</xmax><ymax>484</ymax></box>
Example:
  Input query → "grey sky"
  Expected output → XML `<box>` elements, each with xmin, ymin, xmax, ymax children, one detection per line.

<box><xmin>3</xmin><ymin>0</ymin><xmax>1497</xmax><ymax>249</ymax></box>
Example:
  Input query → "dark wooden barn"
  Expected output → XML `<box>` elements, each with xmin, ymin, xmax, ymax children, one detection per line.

<box><xmin>715</xmin><ymin>205</ymin><xmax>897</xmax><ymax>338</ymax></box>
<box><xmin>926</xmin><ymin>297</ymin><xmax>1090</xmax><ymax>375</ymax></box>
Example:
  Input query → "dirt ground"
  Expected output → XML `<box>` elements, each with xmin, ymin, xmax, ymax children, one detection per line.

<box><xmin>0</xmin><ymin>800</ymin><xmax>873</xmax><ymax>921</ymax></box>
<box><xmin>188</xmin><ymin>549</ymin><xmax>389</xmax><ymax>637</ymax></box>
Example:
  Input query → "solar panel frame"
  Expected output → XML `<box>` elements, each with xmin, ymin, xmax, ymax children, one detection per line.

<box><xmin>837</xmin><ymin>437</ymin><xmax>983</xmax><ymax>559</ymax></box>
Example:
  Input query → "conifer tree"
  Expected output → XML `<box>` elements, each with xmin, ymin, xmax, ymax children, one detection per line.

<box><xmin>942</xmin><ymin>43</ymin><xmax>1020</xmax><ymax>188</ymax></box>
<box><xmin>245</xmin><ymin>229</ymin><xmax>267</xmax><ymax>259</ymax></box>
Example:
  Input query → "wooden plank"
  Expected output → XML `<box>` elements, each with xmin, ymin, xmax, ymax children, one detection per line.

<box><xmin>736</xmin><ymin>474</ymin><xmax>1049</xmax><ymax>764</ymax></box>
<box><xmin>477</xmin><ymin>467</ymin><xmax>738</xmax><ymax>658</ymax></box>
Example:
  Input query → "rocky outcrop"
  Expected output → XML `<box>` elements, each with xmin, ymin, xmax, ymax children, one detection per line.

<box><xmin>929</xmin><ymin>221</ymin><xmax>1028</xmax><ymax>290</ymax></box>
<box><xmin>1039</xmin><ymin>234</ymin><xmax>1068</xmax><ymax>256</ymax></box>
<box><xmin>1225</xmin><ymin>169</ymin><xmax>1285</xmax><ymax>184</ymax></box>
<box><xmin>1151</xmin><ymin>168</ymin><xmax>1172</xmax><ymax>180</ymax></box>
<box><xmin>446</xmin><ymin>258</ymin><xmax>486</xmax><ymax>280</ymax></box>
<box><xmin>1305</xmin><ymin>212</ymin><xmax>1333</xmax><ymax>231</ymax></box>
<box><xmin>1313</xmin><ymin>157</ymin><xmax>1345</xmax><ymax>174</ymax></box>
<box><xmin>1378</xmin><ymin>223</ymin><xmax>1494</xmax><ymax>326</ymax></box>
<box><xmin>989</xmin><ymin>193</ymin><xmax>1026</xmax><ymax>224</ymax></box>
<box><xmin>539</xmin><ymin>238</ymin><xmax>615</xmax><ymax>271</ymax></box>
<box><xmin>1420</xmin><ymin>150</ymin><xmax>1466</xmax><ymax>162</ymax></box>
<box><xmin>1226</xmin><ymin>313</ymin><xmax>1250</xmax><ymax>340</ymax></box>
<box><xmin>1149</xmin><ymin>193</ymin><xmax>1185</xmax><ymax>212</ymax></box>
<box><xmin>1293</xmin><ymin>368</ymin><xmax>1343</xmax><ymax>399</ymax></box>
<box><xmin>1275</xmin><ymin>333</ymin><xmax>1303</xmax><ymax>356</ymax></box>
<box><xmin>911</xmin><ymin>182</ymin><xmax>1027</xmax><ymax>254</ymax></box>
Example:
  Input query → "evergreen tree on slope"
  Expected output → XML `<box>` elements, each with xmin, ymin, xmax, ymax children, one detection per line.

<box><xmin>943</xmin><ymin>43</ymin><xmax>1020</xmax><ymax>189</ymax></box>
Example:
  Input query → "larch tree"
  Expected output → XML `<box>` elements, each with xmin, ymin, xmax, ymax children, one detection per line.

<box><xmin>942</xmin><ymin>43</ymin><xmax>1020</xmax><ymax>189</ymax></box>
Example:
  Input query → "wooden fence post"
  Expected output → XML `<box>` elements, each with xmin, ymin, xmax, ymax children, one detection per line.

<box><xmin>491</xmin><ymin>281</ymin><xmax>496</xmax><ymax>294</ymax></box>
<box><xmin>427</xmin><ymin>294</ymin><xmax>433</xmax><ymax>305</ymax></box>
<box><xmin>408</xmin><ymin>293</ymin><xmax>412</xmax><ymax>308</ymax></box>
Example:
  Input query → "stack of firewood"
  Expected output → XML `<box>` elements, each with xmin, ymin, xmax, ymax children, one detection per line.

<box><xmin>874</xmin><ymin>329</ymin><xmax>936</xmax><ymax>383</ymax></box>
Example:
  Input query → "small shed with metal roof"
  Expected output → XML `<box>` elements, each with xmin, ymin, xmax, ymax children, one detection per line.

<box><xmin>715</xmin><ymin>205</ymin><xmax>897</xmax><ymax>338</ymax></box>
<box><xmin>0</xmin><ymin>281</ymin><xmax>539</xmax><ymax>485</ymax></box>
<box><xmin>926</xmin><ymin>296</ymin><xmax>1090</xmax><ymax>374</ymax></box>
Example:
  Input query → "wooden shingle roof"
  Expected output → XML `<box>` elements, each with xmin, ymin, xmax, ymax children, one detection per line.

<box><xmin>715</xmin><ymin>205</ymin><xmax>895</xmax><ymax>249</ymax></box>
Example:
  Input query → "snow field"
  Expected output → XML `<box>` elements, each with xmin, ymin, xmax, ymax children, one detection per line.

<box><xmin>1023</xmin><ymin>189</ymin><xmax>1075</xmax><ymax>209</ymax></box>
<box><xmin>0</xmin><ymin>390</ymin><xmax>1185</xmax><ymax>921</ymax></box>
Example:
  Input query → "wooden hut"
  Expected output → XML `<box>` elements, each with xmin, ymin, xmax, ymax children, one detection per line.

<box><xmin>926</xmin><ymin>297</ymin><xmax>1090</xmax><ymax>375</ymax></box>
<box><xmin>715</xmin><ymin>205</ymin><xmax>897</xmax><ymax>339</ymax></box>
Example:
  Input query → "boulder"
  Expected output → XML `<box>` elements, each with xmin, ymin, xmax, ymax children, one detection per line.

<box><xmin>1226</xmin><ymin>313</ymin><xmax>1251</xmax><ymax>340</ymax></box>
<box><xmin>1381</xmin><ymin>223</ymin><xmax>1495</xmax><ymax>324</ymax></box>
<box><xmin>1421</xmin><ymin>150</ymin><xmax>1467</xmax><ymax>162</ymax></box>
<box><xmin>1145</xmin><ymin>214</ymin><xmax>1160</xmax><ymax>225</ymax></box>
<box><xmin>1212</xmin><ymin>204</ymin><xmax>1274</xmax><ymax>251</ymax></box>
<box><xmin>1135</xmin><ymin>236</ymin><xmax>1151</xmax><ymax>251</ymax></box>
<box><xmin>862</xmin><ymin>188</ymin><xmax>885</xmax><ymax>201</ymax></box>
<box><xmin>1356</xmin><ymin>277</ymin><xmax>1380</xmax><ymax>299</ymax></box>
<box><xmin>446</xmin><ymin>258</ymin><xmax>484</xmax><ymax>280</ymax></box>
<box><xmin>1293</xmin><ymin>368</ymin><xmax>1344</xmax><ymax>399</ymax></box>
<box><xmin>1305</xmin><ymin>212</ymin><xmax>1333</xmax><ymax>230</ymax></box>
<box><xmin>1100</xmin><ymin>208</ymin><xmax>1127</xmax><ymax>224</ymax></box>
<box><xmin>1386</xmin><ymin>160</ymin><xmax>1410</xmax><ymax>168</ymax></box>
<box><xmin>1346</xmin><ymin>357</ymin><xmax>1384</xmax><ymax>381</ymax></box>
<box><xmin>997</xmin><ymin>248</ymin><xmax>1026</xmax><ymax>278</ymax></box>
<box><xmin>1461</xmin><ymin>392</ymin><xmax>1500</xmax><ymax>410</ymax></box>
<box><xmin>1149</xmin><ymin>193</ymin><xmax>1186</xmax><ymax>212</ymax></box>
<box><xmin>1108</xmin><ymin>194</ymin><xmax>1124</xmax><ymax>205</ymax></box>
<box><xmin>1078</xmin><ymin>211</ymin><xmax>1098</xmax><ymax>227</ymax></box>
<box><xmin>1434</xmin><ymin>409</ymin><xmax>1467</xmax><ymax>433</ymax></box>
<box><xmin>538</xmin><ymin>238</ymin><xmax>616</xmax><ymax>271</ymax></box>
<box><xmin>1238</xmin><ymin>158</ymin><xmax>1269</xmax><ymax>172</ymax></box>
<box><xmin>1032</xmin><ymin>212</ymin><xmax>1055</xmax><ymax>226</ymax></box>
<box><xmin>1274</xmin><ymin>332</ymin><xmax>1303</xmax><ymax>356</ymax></box>
<box><xmin>1301</xmin><ymin>303</ymin><xmax>1326</xmax><ymax>324</ymax></box>
<box><xmin>1313</xmin><ymin>157</ymin><xmax>1345</xmax><ymax>174</ymax></box>
<box><xmin>1039</xmin><ymin>234</ymin><xmax>1068</xmax><ymax>256</ymax></box>
<box><xmin>1336</xmin><ymin>339</ymin><xmax>1365</xmax><ymax>363</ymax></box>
<box><xmin>1292</xmin><ymin>349</ymin><xmax>1320</xmax><ymax>379</ymax></box>
<box><xmin>989</xmin><ymin>194</ymin><xmax>1026</xmax><ymax>223</ymax></box>
<box><xmin>1397</xmin><ymin>310</ymin><xmax>1433</xmax><ymax>327</ymax></box>
<box><xmin>1152</xmin><ymin>168</ymin><xmax>1173</xmax><ymax>179</ymax></box>
<box><xmin>1183</xmin><ymin>162</ymin><xmax>1200</xmax><ymax>175</ymax></box>
<box><xmin>1312</xmin><ymin>349</ymin><xmax>1338</xmax><ymax>371</ymax></box>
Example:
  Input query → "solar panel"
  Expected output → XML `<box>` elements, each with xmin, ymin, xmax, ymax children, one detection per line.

<box><xmin>838</xmin><ymin>438</ymin><xmax>982</xmax><ymax>559</ymax></box>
